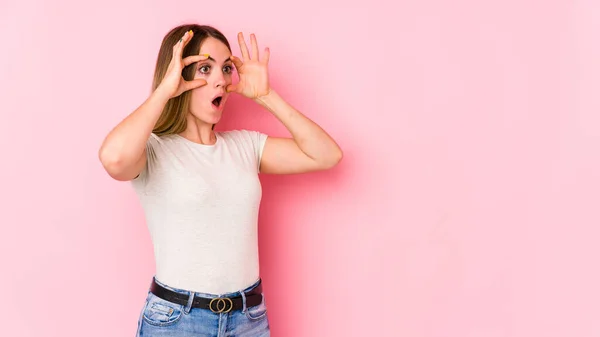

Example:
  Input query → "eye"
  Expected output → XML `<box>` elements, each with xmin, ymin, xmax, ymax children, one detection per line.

<box><xmin>198</xmin><ymin>65</ymin><xmax>211</xmax><ymax>74</ymax></box>
<box><xmin>223</xmin><ymin>65</ymin><xmax>233</xmax><ymax>74</ymax></box>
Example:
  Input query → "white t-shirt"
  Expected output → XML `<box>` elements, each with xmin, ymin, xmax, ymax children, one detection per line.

<box><xmin>131</xmin><ymin>129</ymin><xmax>268</xmax><ymax>294</ymax></box>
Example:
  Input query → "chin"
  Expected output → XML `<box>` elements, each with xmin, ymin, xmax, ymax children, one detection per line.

<box><xmin>189</xmin><ymin>108</ymin><xmax>223</xmax><ymax>125</ymax></box>
<box><xmin>207</xmin><ymin>112</ymin><xmax>224</xmax><ymax>124</ymax></box>
<box><xmin>194</xmin><ymin>115</ymin><xmax>220</xmax><ymax>125</ymax></box>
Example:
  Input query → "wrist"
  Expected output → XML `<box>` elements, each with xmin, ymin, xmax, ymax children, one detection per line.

<box><xmin>152</xmin><ymin>86</ymin><xmax>172</xmax><ymax>104</ymax></box>
<box><xmin>254</xmin><ymin>88</ymin><xmax>277</xmax><ymax>107</ymax></box>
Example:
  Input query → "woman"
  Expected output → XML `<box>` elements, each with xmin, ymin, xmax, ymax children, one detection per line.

<box><xmin>99</xmin><ymin>24</ymin><xmax>342</xmax><ymax>336</ymax></box>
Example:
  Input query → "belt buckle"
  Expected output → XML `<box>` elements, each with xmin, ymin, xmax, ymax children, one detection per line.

<box><xmin>209</xmin><ymin>297</ymin><xmax>233</xmax><ymax>313</ymax></box>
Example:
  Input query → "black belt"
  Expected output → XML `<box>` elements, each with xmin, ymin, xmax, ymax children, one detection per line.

<box><xmin>149</xmin><ymin>279</ymin><xmax>263</xmax><ymax>314</ymax></box>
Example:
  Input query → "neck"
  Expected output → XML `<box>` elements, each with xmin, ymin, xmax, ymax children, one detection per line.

<box><xmin>179</xmin><ymin>117</ymin><xmax>217</xmax><ymax>145</ymax></box>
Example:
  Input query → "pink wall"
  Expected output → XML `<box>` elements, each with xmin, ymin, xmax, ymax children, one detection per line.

<box><xmin>2</xmin><ymin>0</ymin><xmax>600</xmax><ymax>336</ymax></box>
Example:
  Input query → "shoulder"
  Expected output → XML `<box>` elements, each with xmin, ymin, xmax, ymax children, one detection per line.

<box><xmin>218</xmin><ymin>129</ymin><xmax>269</xmax><ymax>171</ymax></box>
<box><xmin>218</xmin><ymin>129</ymin><xmax>267</xmax><ymax>138</ymax></box>
<box><xmin>144</xmin><ymin>132</ymin><xmax>165</xmax><ymax>147</ymax></box>
<box><xmin>137</xmin><ymin>133</ymin><xmax>179</xmax><ymax>168</ymax></box>
<box><xmin>148</xmin><ymin>132</ymin><xmax>173</xmax><ymax>143</ymax></box>
<box><xmin>146</xmin><ymin>132</ymin><xmax>180</xmax><ymax>150</ymax></box>
<box><xmin>218</xmin><ymin>129</ymin><xmax>268</xmax><ymax>145</ymax></box>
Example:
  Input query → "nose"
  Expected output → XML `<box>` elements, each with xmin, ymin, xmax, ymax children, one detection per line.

<box><xmin>213</xmin><ymin>71</ymin><xmax>226</xmax><ymax>89</ymax></box>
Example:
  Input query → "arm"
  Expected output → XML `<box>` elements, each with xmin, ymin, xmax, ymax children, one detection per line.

<box><xmin>99</xmin><ymin>30</ymin><xmax>207</xmax><ymax>181</ymax></box>
<box><xmin>98</xmin><ymin>89</ymin><xmax>170</xmax><ymax>181</ymax></box>
<box><xmin>255</xmin><ymin>90</ymin><xmax>343</xmax><ymax>174</ymax></box>
<box><xmin>227</xmin><ymin>32</ymin><xmax>342</xmax><ymax>175</ymax></box>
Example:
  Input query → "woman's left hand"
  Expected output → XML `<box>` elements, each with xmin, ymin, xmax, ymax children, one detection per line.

<box><xmin>227</xmin><ymin>32</ymin><xmax>271</xmax><ymax>100</ymax></box>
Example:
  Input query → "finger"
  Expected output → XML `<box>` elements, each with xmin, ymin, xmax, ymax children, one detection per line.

<box><xmin>183</xmin><ymin>53</ymin><xmax>210</xmax><ymax>66</ymax></box>
<box><xmin>237</xmin><ymin>32</ymin><xmax>250</xmax><ymax>60</ymax></box>
<box><xmin>262</xmin><ymin>47</ymin><xmax>270</xmax><ymax>65</ymax></box>
<box><xmin>174</xmin><ymin>30</ymin><xmax>193</xmax><ymax>59</ymax></box>
<box><xmin>226</xmin><ymin>83</ymin><xmax>238</xmax><ymax>93</ymax></box>
<box><xmin>250</xmin><ymin>33</ymin><xmax>259</xmax><ymax>60</ymax></box>
<box><xmin>184</xmin><ymin>79</ymin><xmax>207</xmax><ymax>91</ymax></box>
<box><xmin>229</xmin><ymin>55</ymin><xmax>244</xmax><ymax>70</ymax></box>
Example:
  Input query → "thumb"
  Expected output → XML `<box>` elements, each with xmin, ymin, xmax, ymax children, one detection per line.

<box><xmin>226</xmin><ymin>83</ymin><xmax>238</xmax><ymax>93</ymax></box>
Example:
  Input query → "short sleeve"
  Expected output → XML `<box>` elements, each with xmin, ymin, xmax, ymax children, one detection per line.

<box><xmin>237</xmin><ymin>129</ymin><xmax>268</xmax><ymax>173</ymax></box>
<box><xmin>131</xmin><ymin>133</ymin><xmax>160</xmax><ymax>185</ymax></box>
<box><xmin>252</xmin><ymin>131</ymin><xmax>268</xmax><ymax>173</ymax></box>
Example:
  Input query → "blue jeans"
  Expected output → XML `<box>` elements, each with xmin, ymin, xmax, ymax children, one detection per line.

<box><xmin>135</xmin><ymin>276</ymin><xmax>270</xmax><ymax>336</ymax></box>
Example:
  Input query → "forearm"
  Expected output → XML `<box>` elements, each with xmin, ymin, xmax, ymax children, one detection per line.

<box><xmin>255</xmin><ymin>89</ymin><xmax>342</xmax><ymax>165</ymax></box>
<box><xmin>99</xmin><ymin>88</ymin><xmax>170</xmax><ymax>170</ymax></box>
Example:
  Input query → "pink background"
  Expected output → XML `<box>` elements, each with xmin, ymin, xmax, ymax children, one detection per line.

<box><xmin>2</xmin><ymin>0</ymin><xmax>600</xmax><ymax>336</ymax></box>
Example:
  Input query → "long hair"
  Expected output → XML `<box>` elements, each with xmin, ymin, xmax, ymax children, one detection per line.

<box><xmin>151</xmin><ymin>24</ymin><xmax>232</xmax><ymax>135</ymax></box>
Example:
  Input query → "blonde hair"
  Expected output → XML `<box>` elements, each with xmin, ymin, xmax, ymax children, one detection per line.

<box><xmin>151</xmin><ymin>24</ymin><xmax>232</xmax><ymax>135</ymax></box>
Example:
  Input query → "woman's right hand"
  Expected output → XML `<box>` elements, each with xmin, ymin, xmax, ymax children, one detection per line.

<box><xmin>156</xmin><ymin>30</ymin><xmax>208</xmax><ymax>99</ymax></box>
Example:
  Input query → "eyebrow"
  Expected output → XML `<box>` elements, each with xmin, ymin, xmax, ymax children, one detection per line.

<box><xmin>205</xmin><ymin>55</ymin><xmax>232</xmax><ymax>64</ymax></box>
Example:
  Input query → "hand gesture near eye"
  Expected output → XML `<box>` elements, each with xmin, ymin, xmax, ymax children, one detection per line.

<box><xmin>156</xmin><ymin>30</ymin><xmax>209</xmax><ymax>99</ymax></box>
<box><xmin>227</xmin><ymin>33</ymin><xmax>271</xmax><ymax>100</ymax></box>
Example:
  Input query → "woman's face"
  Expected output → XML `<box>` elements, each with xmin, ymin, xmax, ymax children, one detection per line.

<box><xmin>188</xmin><ymin>37</ymin><xmax>234</xmax><ymax>125</ymax></box>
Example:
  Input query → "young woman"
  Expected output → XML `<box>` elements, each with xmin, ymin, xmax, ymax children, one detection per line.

<box><xmin>99</xmin><ymin>24</ymin><xmax>342</xmax><ymax>336</ymax></box>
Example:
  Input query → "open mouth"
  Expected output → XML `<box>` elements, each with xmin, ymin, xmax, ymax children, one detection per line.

<box><xmin>211</xmin><ymin>96</ymin><xmax>223</xmax><ymax>108</ymax></box>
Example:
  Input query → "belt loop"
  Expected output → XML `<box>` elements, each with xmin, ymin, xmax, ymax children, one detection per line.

<box><xmin>184</xmin><ymin>291</ymin><xmax>195</xmax><ymax>314</ymax></box>
<box><xmin>239</xmin><ymin>289</ymin><xmax>247</xmax><ymax>313</ymax></box>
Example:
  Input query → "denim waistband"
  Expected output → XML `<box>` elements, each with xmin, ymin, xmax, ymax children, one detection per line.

<box><xmin>151</xmin><ymin>276</ymin><xmax>262</xmax><ymax>299</ymax></box>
